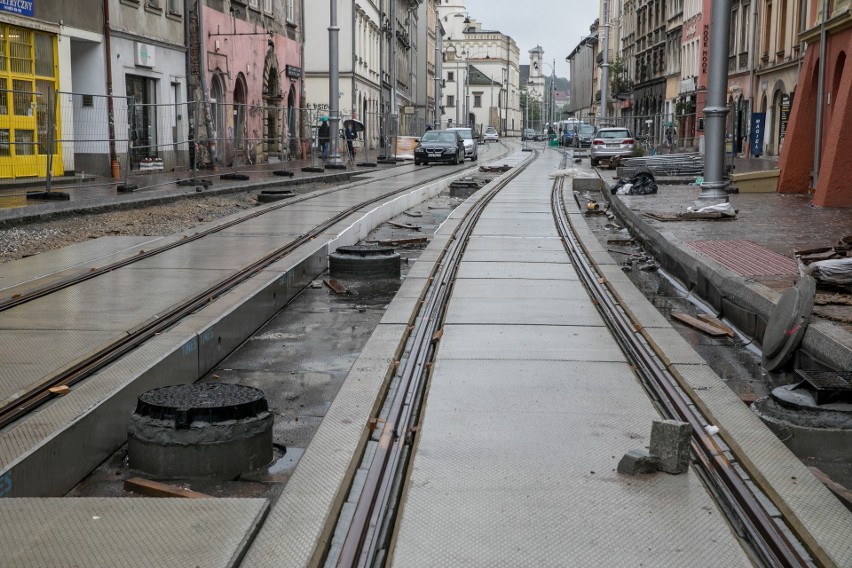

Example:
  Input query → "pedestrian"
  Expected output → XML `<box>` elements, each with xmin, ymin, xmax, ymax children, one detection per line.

<box><xmin>344</xmin><ymin>123</ymin><xmax>357</xmax><ymax>161</ymax></box>
<box><xmin>318</xmin><ymin>116</ymin><xmax>330</xmax><ymax>160</ymax></box>
<box><xmin>666</xmin><ymin>127</ymin><xmax>674</xmax><ymax>150</ymax></box>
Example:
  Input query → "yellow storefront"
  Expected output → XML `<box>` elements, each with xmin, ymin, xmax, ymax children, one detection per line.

<box><xmin>0</xmin><ymin>24</ymin><xmax>61</xmax><ymax>178</ymax></box>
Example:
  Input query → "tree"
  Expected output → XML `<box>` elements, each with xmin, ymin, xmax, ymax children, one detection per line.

<box><xmin>609</xmin><ymin>56</ymin><xmax>632</xmax><ymax>96</ymax></box>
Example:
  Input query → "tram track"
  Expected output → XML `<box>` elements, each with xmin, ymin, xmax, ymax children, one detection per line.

<box><xmin>332</xmin><ymin>149</ymin><xmax>814</xmax><ymax>567</ymax></box>
<box><xmin>333</xmin><ymin>149</ymin><xmax>538</xmax><ymax>567</ymax></box>
<box><xmin>550</xmin><ymin>158</ymin><xmax>811</xmax><ymax>567</ymax></box>
<box><xmin>0</xmin><ymin>159</ymin><xmax>492</xmax><ymax>431</ymax></box>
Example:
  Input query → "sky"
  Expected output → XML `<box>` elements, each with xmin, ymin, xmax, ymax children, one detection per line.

<box><xmin>462</xmin><ymin>0</ymin><xmax>601</xmax><ymax>79</ymax></box>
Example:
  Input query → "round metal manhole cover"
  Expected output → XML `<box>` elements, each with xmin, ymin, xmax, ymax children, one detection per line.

<box><xmin>135</xmin><ymin>383</ymin><xmax>268</xmax><ymax>426</ymax></box>
<box><xmin>762</xmin><ymin>276</ymin><xmax>816</xmax><ymax>372</ymax></box>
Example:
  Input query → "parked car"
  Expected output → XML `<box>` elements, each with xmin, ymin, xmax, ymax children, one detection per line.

<box><xmin>414</xmin><ymin>130</ymin><xmax>465</xmax><ymax>165</ymax></box>
<box><xmin>522</xmin><ymin>128</ymin><xmax>537</xmax><ymax>141</ymax></box>
<box><xmin>589</xmin><ymin>127</ymin><xmax>637</xmax><ymax>166</ymax></box>
<box><xmin>573</xmin><ymin>124</ymin><xmax>597</xmax><ymax>148</ymax></box>
<box><xmin>534</xmin><ymin>131</ymin><xmax>548</xmax><ymax>141</ymax></box>
<box><xmin>484</xmin><ymin>126</ymin><xmax>499</xmax><ymax>142</ymax></box>
<box><xmin>446</xmin><ymin>127</ymin><xmax>478</xmax><ymax>161</ymax></box>
<box><xmin>561</xmin><ymin>122</ymin><xmax>596</xmax><ymax>147</ymax></box>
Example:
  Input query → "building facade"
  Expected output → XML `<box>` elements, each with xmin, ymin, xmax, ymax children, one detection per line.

<box><xmin>0</xmin><ymin>0</ymin><xmax>103</xmax><ymax>178</ymax></box>
<box><xmin>190</xmin><ymin>0</ymin><xmax>302</xmax><ymax>167</ymax></box>
<box><xmin>778</xmin><ymin>0</ymin><xmax>852</xmax><ymax>207</ymax></box>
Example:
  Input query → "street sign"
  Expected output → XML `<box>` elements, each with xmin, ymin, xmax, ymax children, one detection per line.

<box><xmin>750</xmin><ymin>112</ymin><xmax>766</xmax><ymax>157</ymax></box>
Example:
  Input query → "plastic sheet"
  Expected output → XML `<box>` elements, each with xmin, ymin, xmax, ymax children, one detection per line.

<box><xmin>610</xmin><ymin>171</ymin><xmax>657</xmax><ymax>195</ymax></box>
<box><xmin>804</xmin><ymin>258</ymin><xmax>852</xmax><ymax>285</ymax></box>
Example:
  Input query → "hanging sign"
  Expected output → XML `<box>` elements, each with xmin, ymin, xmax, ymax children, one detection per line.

<box><xmin>779</xmin><ymin>94</ymin><xmax>791</xmax><ymax>142</ymax></box>
<box><xmin>0</xmin><ymin>0</ymin><xmax>34</xmax><ymax>17</ymax></box>
<box><xmin>285</xmin><ymin>65</ymin><xmax>301</xmax><ymax>79</ymax></box>
<box><xmin>750</xmin><ymin>112</ymin><xmax>766</xmax><ymax>157</ymax></box>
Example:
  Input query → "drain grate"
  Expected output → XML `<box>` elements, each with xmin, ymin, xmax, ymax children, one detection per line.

<box><xmin>794</xmin><ymin>369</ymin><xmax>852</xmax><ymax>405</ymax></box>
<box><xmin>686</xmin><ymin>240</ymin><xmax>797</xmax><ymax>277</ymax></box>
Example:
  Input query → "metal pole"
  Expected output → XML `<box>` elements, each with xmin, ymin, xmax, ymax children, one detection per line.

<box><xmin>102</xmin><ymin>0</ymin><xmax>119</xmax><ymax>179</ymax></box>
<box><xmin>813</xmin><ymin>0</ymin><xmax>829</xmax><ymax>189</ymax></box>
<box><xmin>601</xmin><ymin>0</ymin><xmax>610</xmax><ymax>124</ymax></box>
<box><xmin>351</xmin><ymin>0</ymin><xmax>356</xmax><ymax>122</ymax></box>
<box><xmin>699</xmin><ymin>0</ymin><xmax>732</xmax><ymax>199</ymax></box>
<box><xmin>45</xmin><ymin>90</ymin><xmax>54</xmax><ymax>193</ymax></box>
<box><xmin>390</xmin><ymin>0</ymin><xmax>397</xmax><ymax>159</ymax></box>
<box><xmin>195</xmin><ymin>0</ymin><xmax>217</xmax><ymax>165</ymax></box>
<box><xmin>329</xmin><ymin>0</ymin><xmax>342</xmax><ymax>164</ymax></box>
<box><xmin>434</xmin><ymin>9</ymin><xmax>441</xmax><ymax>127</ymax></box>
<box><xmin>455</xmin><ymin>57</ymin><xmax>460</xmax><ymax>125</ymax></box>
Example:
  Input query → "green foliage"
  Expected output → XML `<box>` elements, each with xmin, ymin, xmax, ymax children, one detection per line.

<box><xmin>609</xmin><ymin>56</ymin><xmax>632</xmax><ymax>95</ymax></box>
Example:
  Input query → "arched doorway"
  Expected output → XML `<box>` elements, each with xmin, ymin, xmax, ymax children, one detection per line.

<box><xmin>233</xmin><ymin>73</ymin><xmax>248</xmax><ymax>165</ymax></box>
<box><xmin>210</xmin><ymin>73</ymin><xmax>227</xmax><ymax>166</ymax></box>
<box><xmin>262</xmin><ymin>47</ymin><xmax>283</xmax><ymax>161</ymax></box>
<box><xmin>769</xmin><ymin>82</ymin><xmax>786</xmax><ymax>156</ymax></box>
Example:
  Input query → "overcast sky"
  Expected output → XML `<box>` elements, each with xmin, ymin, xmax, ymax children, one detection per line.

<box><xmin>462</xmin><ymin>0</ymin><xmax>600</xmax><ymax>78</ymax></box>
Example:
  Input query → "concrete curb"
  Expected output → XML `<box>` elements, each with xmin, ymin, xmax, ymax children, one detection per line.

<box><xmin>0</xmin><ymin>170</ymin><xmax>364</xmax><ymax>227</ymax></box>
<box><xmin>600</xmin><ymin>176</ymin><xmax>852</xmax><ymax>370</ymax></box>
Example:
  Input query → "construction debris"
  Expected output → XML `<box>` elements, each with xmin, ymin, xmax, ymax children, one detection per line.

<box><xmin>323</xmin><ymin>278</ymin><xmax>349</xmax><ymax>295</ymax></box>
<box><xmin>671</xmin><ymin>312</ymin><xmax>729</xmax><ymax>337</ymax></box>
<box><xmin>479</xmin><ymin>164</ymin><xmax>512</xmax><ymax>173</ymax></box>
<box><xmin>124</xmin><ymin>477</ymin><xmax>210</xmax><ymax>499</ymax></box>
<box><xmin>387</xmin><ymin>221</ymin><xmax>421</xmax><ymax>231</ymax></box>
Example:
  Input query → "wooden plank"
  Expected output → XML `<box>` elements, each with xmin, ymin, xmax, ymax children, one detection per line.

<box><xmin>124</xmin><ymin>477</ymin><xmax>211</xmax><ymax>499</ymax></box>
<box><xmin>696</xmin><ymin>314</ymin><xmax>735</xmax><ymax>337</ymax></box>
<box><xmin>807</xmin><ymin>467</ymin><xmax>852</xmax><ymax>508</ymax></box>
<box><xmin>323</xmin><ymin>278</ymin><xmax>348</xmax><ymax>295</ymax></box>
<box><xmin>387</xmin><ymin>221</ymin><xmax>421</xmax><ymax>231</ymax></box>
<box><xmin>670</xmin><ymin>312</ymin><xmax>728</xmax><ymax>337</ymax></box>
<box><xmin>372</xmin><ymin>237</ymin><xmax>428</xmax><ymax>246</ymax></box>
<box><xmin>403</xmin><ymin>210</ymin><xmax>423</xmax><ymax>218</ymax></box>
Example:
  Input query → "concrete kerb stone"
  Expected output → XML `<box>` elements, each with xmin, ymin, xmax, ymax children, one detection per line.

<box><xmin>650</xmin><ymin>419</ymin><xmax>692</xmax><ymax>474</ymax></box>
<box><xmin>0</xmin><ymin>170</ymin><xmax>361</xmax><ymax>227</ymax></box>
<box><xmin>603</xmin><ymin>191</ymin><xmax>852</xmax><ymax>371</ymax></box>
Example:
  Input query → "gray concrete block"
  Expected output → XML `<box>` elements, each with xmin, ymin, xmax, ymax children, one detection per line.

<box><xmin>617</xmin><ymin>449</ymin><xmax>660</xmax><ymax>475</ymax></box>
<box><xmin>572</xmin><ymin>177</ymin><xmax>604</xmax><ymax>191</ymax></box>
<box><xmin>649</xmin><ymin>419</ymin><xmax>692</xmax><ymax>474</ymax></box>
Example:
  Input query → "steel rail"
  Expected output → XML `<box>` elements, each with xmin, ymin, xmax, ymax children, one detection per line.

<box><xmin>0</xmin><ymin>163</ymin><xmax>485</xmax><ymax>430</ymax></box>
<box><xmin>550</xmin><ymin>167</ymin><xmax>810</xmax><ymax>567</ymax></box>
<box><xmin>0</xmin><ymin>166</ymin><xmax>472</xmax><ymax>314</ymax></box>
<box><xmin>335</xmin><ymin>152</ymin><xmax>537</xmax><ymax>567</ymax></box>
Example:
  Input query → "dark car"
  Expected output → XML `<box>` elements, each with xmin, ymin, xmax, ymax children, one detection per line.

<box><xmin>414</xmin><ymin>130</ymin><xmax>465</xmax><ymax>165</ymax></box>
<box><xmin>562</xmin><ymin>123</ymin><xmax>596</xmax><ymax>147</ymax></box>
<box><xmin>573</xmin><ymin>123</ymin><xmax>597</xmax><ymax>148</ymax></box>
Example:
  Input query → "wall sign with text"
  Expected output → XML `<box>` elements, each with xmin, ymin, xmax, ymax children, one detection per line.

<box><xmin>0</xmin><ymin>0</ymin><xmax>34</xmax><ymax>17</ymax></box>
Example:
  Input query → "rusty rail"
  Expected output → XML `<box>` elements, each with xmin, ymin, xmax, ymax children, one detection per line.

<box><xmin>551</xmin><ymin>161</ymin><xmax>810</xmax><ymax>567</ymax></box>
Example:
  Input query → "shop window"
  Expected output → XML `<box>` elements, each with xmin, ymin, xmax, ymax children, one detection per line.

<box><xmin>34</xmin><ymin>33</ymin><xmax>53</xmax><ymax>77</ymax></box>
<box><xmin>12</xmin><ymin>79</ymin><xmax>31</xmax><ymax>116</ymax></box>
<box><xmin>15</xmin><ymin>129</ymin><xmax>33</xmax><ymax>155</ymax></box>
<box><xmin>9</xmin><ymin>28</ymin><xmax>32</xmax><ymax>75</ymax></box>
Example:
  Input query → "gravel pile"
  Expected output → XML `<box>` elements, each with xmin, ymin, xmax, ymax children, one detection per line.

<box><xmin>0</xmin><ymin>193</ymin><xmax>259</xmax><ymax>263</ymax></box>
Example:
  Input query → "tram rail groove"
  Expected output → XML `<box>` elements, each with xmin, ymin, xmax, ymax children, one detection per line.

<box><xmin>334</xmin><ymin>151</ymin><xmax>538</xmax><ymax>567</ymax></box>
<box><xmin>552</xmin><ymin>159</ymin><xmax>812</xmax><ymax>567</ymax></box>
<box><xmin>0</xmin><ymin>166</ymin><xmax>462</xmax><ymax>313</ymax></box>
<box><xmin>0</xmin><ymin>162</ymin><xmax>489</xmax><ymax>431</ymax></box>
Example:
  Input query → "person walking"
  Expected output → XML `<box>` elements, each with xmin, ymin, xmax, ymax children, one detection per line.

<box><xmin>318</xmin><ymin>116</ymin><xmax>330</xmax><ymax>160</ymax></box>
<box><xmin>344</xmin><ymin>123</ymin><xmax>357</xmax><ymax>163</ymax></box>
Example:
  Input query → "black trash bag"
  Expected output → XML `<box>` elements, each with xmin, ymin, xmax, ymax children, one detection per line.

<box><xmin>630</xmin><ymin>170</ymin><xmax>657</xmax><ymax>195</ymax></box>
<box><xmin>610</xmin><ymin>177</ymin><xmax>632</xmax><ymax>195</ymax></box>
<box><xmin>611</xmin><ymin>169</ymin><xmax>658</xmax><ymax>195</ymax></box>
